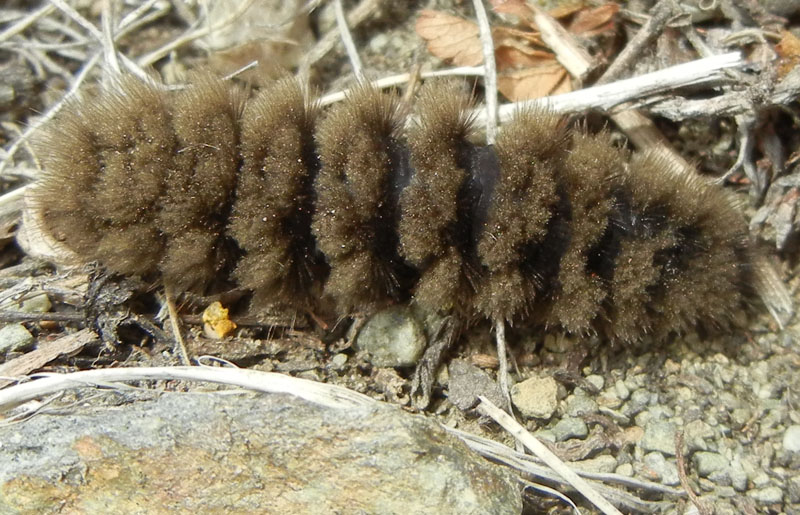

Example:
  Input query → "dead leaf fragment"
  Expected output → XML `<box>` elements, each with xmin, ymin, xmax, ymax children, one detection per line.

<box><xmin>416</xmin><ymin>10</ymin><xmax>483</xmax><ymax>66</ymax></box>
<box><xmin>202</xmin><ymin>301</ymin><xmax>237</xmax><ymax>339</ymax></box>
<box><xmin>498</xmin><ymin>62</ymin><xmax>571</xmax><ymax>101</ymax></box>
<box><xmin>567</xmin><ymin>4</ymin><xmax>619</xmax><ymax>37</ymax></box>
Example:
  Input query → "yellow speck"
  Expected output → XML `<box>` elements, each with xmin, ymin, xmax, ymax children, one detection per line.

<box><xmin>202</xmin><ymin>301</ymin><xmax>237</xmax><ymax>339</ymax></box>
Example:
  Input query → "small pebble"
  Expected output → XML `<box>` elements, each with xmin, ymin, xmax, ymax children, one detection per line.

<box><xmin>751</xmin><ymin>471</ymin><xmax>771</xmax><ymax>488</ymax></box>
<box><xmin>716</xmin><ymin>486</ymin><xmax>736</xmax><ymax>498</ymax></box>
<box><xmin>708</xmin><ymin>469</ymin><xmax>731</xmax><ymax>487</ymax></box>
<box><xmin>693</xmin><ymin>451</ymin><xmax>728</xmax><ymax>477</ymax></box>
<box><xmin>782</xmin><ymin>425</ymin><xmax>800</xmax><ymax>453</ymax></box>
<box><xmin>787</xmin><ymin>475</ymin><xmax>800</xmax><ymax>503</ymax></box>
<box><xmin>448</xmin><ymin>359</ymin><xmax>505</xmax><ymax>411</ymax></box>
<box><xmin>684</xmin><ymin>419</ymin><xmax>714</xmax><ymax>452</ymax></box>
<box><xmin>355</xmin><ymin>307</ymin><xmax>426</xmax><ymax>367</ymax></box>
<box><xmin>623</xmin><ymin>388</ymin><xmax>651</xmax><ymax>417</ymax></box>
<box><xmin>368</xmin><ymin>33</ymin><xmax>389</xmax><ymax>53</ymax></box>
<box><xmin>614</xmin><ymin>380</ymin><xmax>630</xmax><ymax>401</ymax></box>
<box><xmin>511</xmin><ymin>376</ymin><xmax>558</xmax><ymax>419</ymax></box>
<box><xmin>643</xmin><ymin>452</ymin><xmax>679</xmax><ymax>486</ymax></box>
<box><xmin>730</xmin><ymin>407</ymin><xmax>751</xmax><ymax>429</ymax></box>
<box><xmin>563</xmin><ymin>392</ymin><xmax>598</xmax><ymax>417</ymax></box>
<box><xmin>0</xmin><ymin>291</ymin><xmax>51</xmax><ymax>314</ymax></box>
<box><xmin>0</xmin><ymin>324</ymin><xmax>34</xmax><ymax>354</ymax></box>
<box><xmin>330</xmin><ymin>353</ymin><xmax>348</xmax><ymax>369</ymax></box>
<box><xmin>585</xmin><ymin>374</ymin><xmax>604</xmax><ymax>390</ymax></box>
<box><xmin>551</xmin><ymin>417</ymin><xmax>588</xmax><ymax>442</ymax></box>
<box><xmin>571</xmin><ymin>454</ymin><xmax>616</xmax><ymax>474</ymax></box>
<box><xmin>615</xmin><ymin>463</ymin><xmax>633</xmax><ymax>476</ymax></box>
<box><xmin>729</xmin><ymin>462</ymin><xmax>748</xmax><ymax>492</ymax></box>
<box><xmin>747</xmin><ymin>486</ymin><xmax>783</xmax><ymax>504</ymax></box>
<box><xmin>19</xmin><ymin>293</ymin><xmax>51</xmax><ymax>313</ymax></box>
<box><xmin>597</xmin><ymin>391</ymin><xmax>622</xmax><ymax>409</ymax></box>
<box><xmin>640</xmin><ymin>420</ymin><xmax>676</xmax><ymax>456</ymax></box>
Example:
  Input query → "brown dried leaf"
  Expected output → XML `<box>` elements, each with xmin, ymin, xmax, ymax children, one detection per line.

<box><xmin>415</xmin><ymin>10</ymin><xmax>483</xmax><ymax>66</ymax></box>
<box><xmin>497</xmin><ymin>61</ymin><xmax>571</xmax><ymax>101</ymax></box>
<box><xmin>492</xmin><ymin>0</ymin><xmax>536</xmax><ymax>23</ymax></box>
<box><xmin>548</xmin><ymin>3</ymin><xmax>585</xmax><ymax>19</ymax></box>
<box><xmin>495</xmin><ymin>39</ymin><xmax>553</xmax><ymax>70</ymax></box>
<box><xmin>568</xmin><ymin>3</ymin><xmax>619</xmax><ymax>37</ymax></box>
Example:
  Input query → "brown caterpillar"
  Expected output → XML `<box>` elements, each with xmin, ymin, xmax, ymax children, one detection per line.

<box><xmin>34</xmin><ymin>76</ymin><xmax>756</xmax><ymax>343</ymax></box>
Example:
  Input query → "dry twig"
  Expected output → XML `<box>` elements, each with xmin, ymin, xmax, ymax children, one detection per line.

<box><xmin>472</xmin><ymin>0</ymin><xmax>497</xmax><ymax>144</ymax></box>
<box><xmin>478</xmin><ymin>396</ymin><xmax>624</xmax><ymax>515</ymax></box>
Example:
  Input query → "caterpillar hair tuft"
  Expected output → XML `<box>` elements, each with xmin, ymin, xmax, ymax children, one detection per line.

<box><xmin>34</xmin><ymin>75</ymin><xmax>757</xmax><ymax>343</ymax></box>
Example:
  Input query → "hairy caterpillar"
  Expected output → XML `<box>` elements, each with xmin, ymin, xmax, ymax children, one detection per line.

<box><xmin>34</xmin><ymin>76</ymin><xmax>756</xmax><ymax>343</ymax></box>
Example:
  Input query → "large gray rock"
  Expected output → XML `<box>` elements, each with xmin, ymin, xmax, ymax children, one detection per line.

<box><xmin>0</xmin><ymin>393</ymin><xmax>521</xmax><ymax>514</ymax></box>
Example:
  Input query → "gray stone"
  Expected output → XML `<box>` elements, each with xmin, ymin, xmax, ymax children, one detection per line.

<box><xmin>684</xmin><ymin>419</ymin><xmax>714</xmax><ymax>452</ymax></box>
<box><xmin>782</xmin><ymin>425</ymin><xmax>800</xmax><ymax>453</ymax></box>
<box><xmin>729</xmin><ymin>462</ymin><xmax>748</xmax><ymax>492</ymax></box>
<box><xmin>635</xmin><ymin>406</ymin><xmax>673</xmax><ymax>427</ymax></box>
<box><xmin>448</xmin><ymin>359</ymin><xmax>505</xmax><ymax>411</ymax></box>
<box><xmin>751</xmin><ymin>471</ymin><xmax>771</xmax><ymax>488</ymax></box>
<box><xmin>355</xmin><ymin>306</ymin><xmax>426</xmax><ymax>367</ymax></box>
<box><xmin>730</xmin><ymin>407</ymin><xmax>751</xmax><ymax>429</ymax></box>
<box><xmin>19</xmin><ymin>293</ymin><xmax>51</xmax><ymax>314</ymax></box>
<box><xmin>0</xmin><ymin>392</ymin><xmax>521</xmax><ymax>514</ymax></box>
<box><xmin>615</xmin><ymin>463</ymin><xmax>633</xmax><ymax>476</ymax></box>
<box><xmin>564</xmin><ymin>392</ymin><xmax>598</xmax><ymax>417</ymax></box>
<box><xmin>640</xmin><ymin>421</ymin><xmax>676</xmax><ymax>456</ymax></box>
<box><xmin>330</xmin><ymin>353</ymin><xmax>348</xmax><ymax>369</ymax></box>
<box><xmin>597</xmin><ymin>392</ymin><xmax>622</xmax><ymax>410</ymax></box>
<box><xmin>585</xmin><ymin>374</ymin><xmax>604</xmax><ymax>390</ymax></box>
<box><xmin>0</xmin><ymin>291</ymin><xmax>51</xmax><ymax>314</ymax></box>
<box><xmin>614</xmin><ymin>380</ymin><xmax>630</xmax><ymax>401</ymax></box>
<box><xmin>551</xmin><ymin>417</ymin><xmax>588</xmax><ymax>442</ymax></box>
<box><xmin>716</xmin><ymin>486</ymin><xmax>736</xmax><ymax>498</ymax></box>
<box><xmin>643</xmin><ymin>452</ymin><xmax>680</xmax><ymax>486</ymax></box>
<box><xmin>368</xmin><ymin>33</ymin><xmax>389</xmax><ymax>52</ymax></box>
<box><xmin>788</xmin><ymin>475</ymin><xmax>800</xmax><ymax>503</ymax></box>
<box><xmin>693</xmin><ymin>451</ymin><xmax>728</xmax><ymax>477</ymax></box>
<box><xmin>708</xmin><ymin>469</ymin><xmax>731</xmax><ymax>487</ymax></box>
<box><xmin>623</xmin><ymin>388</ymin><xmax>651</xmax><ymax>417</ymax></box>
<box><xmin>747</xmin><ymin>486</ymin><xmax>783</xmax><ymax>504</ymax></box>
<box><xmin>0</xmin><ymin>323</ymin><xmax>34</xmax><ymax>354</ymax></box>
<box><xmin>533</xmin><ymin>430</ymin><xmax>555</xmax><ymax>443</ymax></box>
<box><xmin>511</xmin><ymin>376</ymin><xmax>558</xmax><ymax>419</ymax></box>
<box><xmin>571</xmin><ymin>454</ymin><xmax>617</xmax><ymax>474</ymax></box>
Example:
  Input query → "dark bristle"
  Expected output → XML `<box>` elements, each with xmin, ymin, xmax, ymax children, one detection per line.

<box><xmin>475</xmin><ymin>109</ymin><xmax>565</xmax><ymax>321</ymax></box>
<box><xmin>311</xmin><ymin>84</ymin><xmax>406</xmax><ymax>312</ymax></box>
<box><xmin>615</xmin><ymin>152</ymin><xmax>749</xmax><ymax>339</ymax></box>
<box><xmin>36</xmin><ymin>78</ymin><xmax>174</xmax><ymax>276</ymax></box>
<box><xmin>546</xmin><ymin>132</ymin><xmax>621</xmax><ymax>334</ymax></box>
<box><xmin>157</xmin><ymin>76</ymin><xmax>245</xmax><ymax>291</ymax></box>
<box><xmin>229</xmin><ymin>78</ymin><xmax>321</xmax><ymax>311</ymax></box>
<box><xmin>605</xmin><ymin>233</ymin><xmax>674</xmax><ymax>342</ymax></box>
<box><xmin>35</xmin><ymin>105</ymin><xmax>104</xmax><ymax>261</ymax></box>
<box><xmin>399</xmin><ymin>81</ymin><xmax>476</xmax><ymax>313</ymax></box>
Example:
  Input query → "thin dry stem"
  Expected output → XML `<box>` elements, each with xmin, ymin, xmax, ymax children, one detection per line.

<box><xmin>333</xmin><ymin>0</ymin><xmax>363</xmax><ymax>81</ymax></box>
<box><xmin>472</xmin><ymin>0</ymin><xmax>497</xmax><ymax>144</ymax></box>
<box><xmin>478</xmin><ymin>396</ymin><xmax>624</xmax><ymax>515</ymax></box>
<box><xmin>164</xmin><ymin>284</ymin><xmax>191</xmax><ymax>365</ymax></box>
